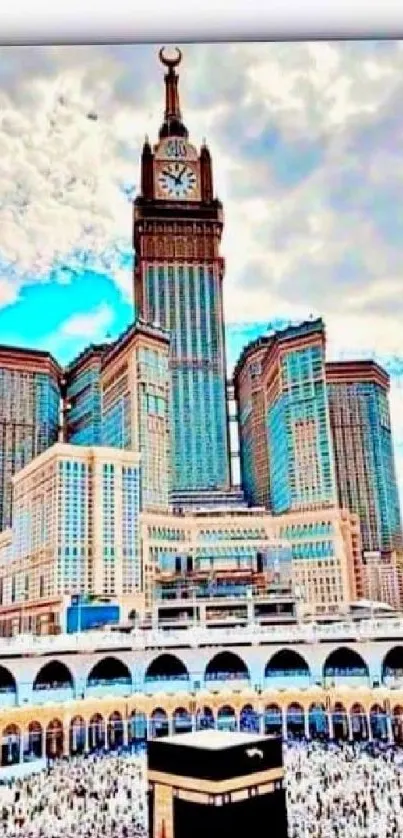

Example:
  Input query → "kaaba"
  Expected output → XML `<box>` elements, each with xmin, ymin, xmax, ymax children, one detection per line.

<box><xmin>147</xmin><ymin>730</ymin><xmax>288</xmax><ymax>838</ymax></box>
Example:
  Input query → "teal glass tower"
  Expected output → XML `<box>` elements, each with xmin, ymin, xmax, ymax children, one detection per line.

<box><xmin>327</xmin><ymin>360</ymin><xmax>402</xmax><ymax>554</ymax></box>
<box><xmin>64</xmin><ymin>344</ymin><xmax>109</xmax><ymax>446</ymax></box>
<box><xmin>0</xmin><ymin>345</ymin><xmax>62</xmax><ymax>531</ymax></box>
<box><xmin>133</xmin><ymin>48</ymin><xmax>231</xmax><ymax>494</ymax></box>
<box><xmin>263</xmin><ymin>319</ymin><xmax>337</xmax><ymax>514</ymax></box>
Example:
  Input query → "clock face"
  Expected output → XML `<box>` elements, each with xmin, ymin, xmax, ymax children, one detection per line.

<box><xmin>157</xmin><ymin>162</ymin><xmax>198</xmax><ymax>199</ymax></box>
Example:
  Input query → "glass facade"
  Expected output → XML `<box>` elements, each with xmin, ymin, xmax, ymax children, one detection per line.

<box><xmin>0</xmin><ymin>366</ymin><xmax>60</xmax><ymax>531</ymax></box>
<box><xmin>328</xmin><ymin>376</ymin><xmax>402</xmax><ymax>553</ymax></box>
<box><xmin>65</xmin><ymin>348</ymin><xmax>106</xmax><ymax>446</ymax></box>
<box><xmin>122</xmin><ymin>465</ymin><xmax>141</xmax><ymax>592</ymax></box>
<box><xmin>145</xmin><ymin>262</ymin><xmax>230</xmax><ymax>493</ymax></box>
<box><xmin>267</xmin><ymin>339</ymin><xmax>336</xmax><ymax>514</ymax></box>
<box><xmin>57</xmin><ymin>459</ymin><xmax>89</xmax><ymax>595</ymax></box>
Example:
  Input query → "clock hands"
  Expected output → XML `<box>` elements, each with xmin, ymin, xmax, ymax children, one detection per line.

<box><xmin>160</xmin><ymin>165</ymin><xmax>194</xmax><ymax>194</ymax></box>
<box><xmin>162</xmin><ymin>168</ymin><xmax>184</xmax><ymax>187</ymax></box>
<box><xmin>176</xmin><ymin>166</ymin><xmax>187</xmax><ymax>183</ymax></box>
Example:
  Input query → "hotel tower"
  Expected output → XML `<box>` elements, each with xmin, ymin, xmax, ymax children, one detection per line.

<box><xmin>132</xmin><ymin>48</ymin><xmax>231</xmax><ymax>496</ymax></box>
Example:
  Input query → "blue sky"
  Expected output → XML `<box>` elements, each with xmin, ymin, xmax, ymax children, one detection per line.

<box><xmin>0</xmin><ymin>41</ymin><xmax>402</xmax><ymax>502</ymax></box>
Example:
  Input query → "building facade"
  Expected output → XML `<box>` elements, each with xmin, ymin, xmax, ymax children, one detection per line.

<box><xmin>133</xmin><ymin>48</ymin><xmax>231</xmax><ymax>495</ymax></box>
<box><xmin>140</xmin><ymin>506</ymin><xmax>292</xmax><ymax>614</ymax></box>
<box><xmin>262</xmin><ymin>319</ymin><xmax>337</xmax><ymax>514</ymax></box>
<box><xmin>140</xmin><ymin>504</ymin><xmax>358</xmax><ymax>618</ymax></box>
<box><xmin>0</xmin><ymin>346</ymin><xmax>62</xmax><ymax>533</ymax></box>
<box><xmin>100</xmin><ymin>321</ymin><xmax>171</xmax><ymax>512</ymax></box>
<box><xmin>270</xmin><ymin>506</ymin><xmax>361</xmax><ymax>617</ymax></box>
<box><xmin>0</xmin><ymin>444</ymin><xmax>142</xmax><ymax>636</ymax></box>
<box><xmin>64</xmin><ymin>344</ymin><xmax>109</xmax><ymax>446</ymax></box>
<box><xmin>233</xmin><ymin>337</ymin><xmax>273</xmax><ymax>509</ymax></box>
<box><xmin>326</xmin><ymin>361</ymin><xmax>402</xmax><ymax>555</ymax></box>
<box><xmin>326</xmin><ymin>361</ymin><xmax>403</xmax><ymax>609</ymax></box>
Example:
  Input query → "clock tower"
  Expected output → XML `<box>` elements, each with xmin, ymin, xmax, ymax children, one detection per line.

<box><xmin>133</xmin><ymin>47</ymin><xmax>231</xmax><ymax>495</ymax></box>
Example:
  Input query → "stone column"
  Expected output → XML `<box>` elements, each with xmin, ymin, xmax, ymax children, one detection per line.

<box><xmin>367</xmin><ymin>713</ymin><xmax>373</xmax><ymax>742</ymax></box>
<box><xmin>19</xmin><ymin>734</ymin><xmax>24</xmax><ymax>764</ymax></box>
<box><xmin>258</xmin><ymin>710</ymin><xmax>264</xmax><ymax>735</ymax></box>
<box><xmin>168</xmin><ymin>716</ymin><xmax>174</xmax><ymax>736</ymax></box>
<box><xmin>123</xmin><ymin>719</ymin><xmax>129</xmax><ymax>747</ymax></box>
<box><xmin>327</xmin><ymin>712</ymin><xmax>334</xmax><ymax>740</ymax></box>
<box><xmin>304</xmin><ymin>711</ymin><xmax>310</xmax><ymax>740</ymax></box>
<box><xmin>84</xmin><ymin>723</ymin><xmax>90</xmax><ymax>753</ymax></box>
<box><xmin>63</xmin><ymin>726</ymin><xmax>70</xmax><ymax>757</ymax></box>
<box><xmin>104</xmin><ymin>722</ymin><xmax>108</xmax><ymax>750</ymax></box>
<box><xmin>282</xmin><ymin>713</ymin><xmax>287</xmax><ymax>741</ymax></box>
<box><xmin>347</xmin><ymin>714</ymin><xmax>353</xmax><ymax>742</ymax></box>
<box><xmin>386</xmin><ymin>714</ymin><xmax>394</xmax><ymax>745</ymax></box>
<box><xmin>72</xmin><ymin>725</ymin><xmax>77</xmax><ymax>753</ymax></box>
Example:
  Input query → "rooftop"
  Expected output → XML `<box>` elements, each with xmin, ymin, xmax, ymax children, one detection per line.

<box><xmin>159</xmin><ymin>730</ymin><xmax>269</xmax><ymax>750</ymax></box>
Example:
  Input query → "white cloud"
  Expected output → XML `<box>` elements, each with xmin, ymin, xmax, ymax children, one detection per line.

<box><xmin>44</xmin><ymin>303</ymin><xmax>115</xmax><ymax>359</ymax></box>
<box><xmin>0</xmin><ymin>277</ymin><xmax>19</xmax><ymax>309</ymax></box>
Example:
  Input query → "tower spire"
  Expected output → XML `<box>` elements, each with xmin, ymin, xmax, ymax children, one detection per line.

<box><xmin>158</xmin><ymin>46</ymin><xmax>188</xmax><ymax>140</ymax></box>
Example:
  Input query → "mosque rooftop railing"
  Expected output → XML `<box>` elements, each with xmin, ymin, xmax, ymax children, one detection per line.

<box><xmin>1</xmin><ymin>617</ymin><xmax>403</xmax><ymax>657</ymax></box>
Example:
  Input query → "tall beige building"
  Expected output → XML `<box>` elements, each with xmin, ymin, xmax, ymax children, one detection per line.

<box><xmin>0</xmin><ymin>444</ymin><xmax>141</xmax><ymax>635</ymax></box>
<box><xmin>100</xmin><ymin>320</ymin><xmax>170</xmax><ymax>511</ymax></box>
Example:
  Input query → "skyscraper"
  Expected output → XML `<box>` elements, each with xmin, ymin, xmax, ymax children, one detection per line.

<box><xmin>233</xmin><ymin>336</ymin><xmax>273</xmax><ymax>508</ymax></box>
<box><xmin>0</xmin><ymin>345</ymin><xmax>62</xmax><ymax>532</ymax></box>
<box><xmin>326</xmin><ymin>360</ymin><xmax>402</xmax><ymax>555</ymax></box>
<box><xmin>262</xmin><ymin>319</ymin><xmax>337</xmax><ymax>514</ymax></box>
<box><xmin>64</xmin><ymin>343</ymin><xmax>110</xmax><ymax>446</ymax></box>
<box><xmin>133</xmin><ymin>48</ymin><xmax>231</xmax><ymax>495</ymax></box>
<box><xmin>100</xmin><ymin>320</ymin><xmax>171</xmax><ymax>511</ymax></box>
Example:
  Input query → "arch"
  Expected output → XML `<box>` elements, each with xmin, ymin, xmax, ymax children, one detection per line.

<box><xmin>27</xmin><ymin>721</ymin><xmax>43</xmax><ymax>759</ymax></box>
<box><xmin>173</xmin><ymin>707</ymin><xmax>192</xmax><ymax>734</ymax></box>
<box><xmin>145</xmin><ymin>654</ymin><xmax>190</xmax><ymax>682</ymax></box>
<box><xmin>264</xmin><ymin>703</ymin><xmax>282</xmax><ymax>735</ymax></box>
<box><xmin>217</xmin><ymin>705</ymin><xmax>236</xmax><ymax>732</ymax></box>
<box><xmin>108</xmin><ymin>711</ymin><xmax>124</xmax><ymax>749</ymax></box>
<box><xmin>370</xmin><ymin>703</ymin><xmax>387</xmax><ymax>741</ymax></box>
<box><xmin>308</xmin><ymin>703</ymin><xmax>328</xmax><ymax>739</ymax></box>
<box><xmin>70</xmin><ymin>716</ymin><xmax>86</xmax><ymax>755</ymax></box>
<box><xmin>129</xmin><ymin>711</ymin><xmax>147</xmax><ymax>743</ymax></box>
<box><xmin>332</xmin><ymin>702</ymin><xmax>348</xmax><ymax>741</ymax></box>
<box><xmin>33</xmin><ymin>660</ymin><xmax>74</xmax><ymax>691</ymax></box>
<box><xmin>87</xmin><ymin>656</ymin><xmax>132</xmax><ymax>688</ymax></box>
<box><xmin>350</xmin><ymin>703</ymin><xmax>368</xmax><ymax>741</ymax></box>
<box><xmin>1</xmin><ymin>723</ymin><xmax>20</xmax><ymax>766</ymax></box>
<box><xmin>323</xmin><ymin>647</ymin><xmax>370</xmax><ymax>687</ymax></box>
<box><xmin>382</xmin><ymin>646</ymin><xmax>403</xmax><ymax>686</ymax></box>
<box><xmin>0</xmin><ymin>665</ymin><xmax>16</xmax><ymax>695</ymax></box>
<box><xmin>46</xmin><ymin>718</ymin><xmax>64</xmax><ymax>758</ymax></box>
<box><xmin>205</xmin><ymin>651</ymin><xmax>250</xmax><ymax>683</ymax></box>
<box><xmin>392</xmin><ymin>705</ymin><xmax>403</xmax><ymax>744</ymax></box>
<box><xmin>264</xmin><ymin>649</ymin><xmax>311</xmax><ymax>688</ymax></box>
<box><xmin>196</xmin><ymin>706</ymin><xmax>215</xmax><ymax>730</ymax></box>
<box><xmin>150</xmin><ymin>708</ymin><xmax>169</xmax><ymax>739</ymax></box>
<box><xmin>240</xmin><ymin>704</ymin><xmax>259</xmax><ymax>733</ymax></box>
<box><xmin>286</xmin><ymin>703</ymin><xmax>305</xmax><ymax>739</ymax></box>
<box><xmin>89</xmin><ymin>714</ymin><xmax>105</xmax><ymax>751</ymax></box>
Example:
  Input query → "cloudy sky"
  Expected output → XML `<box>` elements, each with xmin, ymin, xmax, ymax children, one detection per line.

<box><xmin>0</xmin><ymin>40</ymin><xmax>402</xmax><ymax>500</ymax></box>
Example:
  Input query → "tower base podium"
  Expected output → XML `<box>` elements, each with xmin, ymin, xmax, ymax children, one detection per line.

<box><xmin>147</xmin><ymin>730</ymin><xmax>288</xmax><ymax>838</ymax></box>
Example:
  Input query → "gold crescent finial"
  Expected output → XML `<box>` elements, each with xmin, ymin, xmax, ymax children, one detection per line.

<box><xmin>159</xmin><ymin>46</ymin><xmax>182</xmax><ymax>70</ymax></box>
